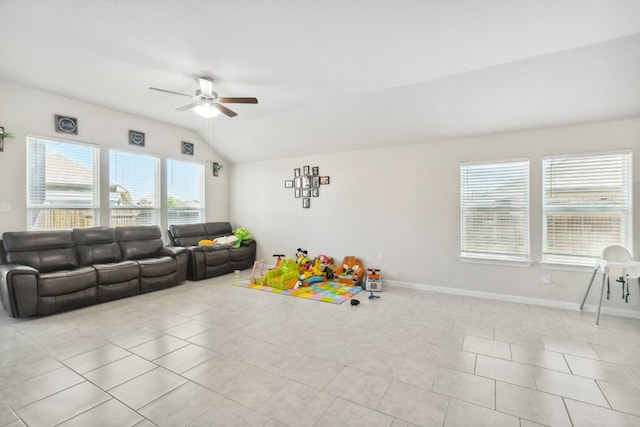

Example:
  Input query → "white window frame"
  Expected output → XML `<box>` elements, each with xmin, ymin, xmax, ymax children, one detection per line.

<box><xmin>460</xmin><ymin>159</ymin><xmax>530</xmax><ymax>263</ymax></box>
<box><xmin>109</xmin><ymin>149</ymin><xmax>161</xmax><ymax>227</ymax></box>
<box><xmin>26</xmin><ymin>136</ymin><xmax>100</xmax><ymax>230</ymax></box>
<box><xmin>541</xmin><ymin>151</ymin><xmax>632</xmax><ymax>266</ymax></box>
<box><xmin>167</xmin><ymin>158</ymin><xmax>205</xmax><ymax>226</ymax></box>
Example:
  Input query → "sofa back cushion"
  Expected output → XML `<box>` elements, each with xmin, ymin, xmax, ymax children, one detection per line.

<box><xmin>73</xmin><ymin>227</ymin><xmax>122</xmax><ymax>266</ymax></box>
<box><xmin>117</xmin><ymin>225</ymin><xmax>163</xmax><ymax>260</ymax></box>
<box><xmin>2</xmin><ymin>230</ymin><xmax>78</xmax><ymax>273</ymax></box>
<box><xmin>205</xmin><ymin>222</ymin><xmax>233</xmax><ymax>240</ymax></box>
<box><xmin>168</xmin><ymin>223</ymin><xmax>207</xmax><ymax>246</ymax></box>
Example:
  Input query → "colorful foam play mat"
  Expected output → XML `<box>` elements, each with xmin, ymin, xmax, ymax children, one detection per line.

<box><xmin>233</xmin><ymin>280</ymin><xmax>362</xmax><ymax>304</ymax></box>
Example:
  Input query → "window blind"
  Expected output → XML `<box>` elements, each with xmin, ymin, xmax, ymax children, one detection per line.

<box><xmin>167</xmin><ymin>159</ymin><xmax>204</xmax><ymax>226</ymax></box>
<box><xmin>109</xmin><ymin>149</ymin><xmax>160</xmax><ymax>227</ymax></box>
<box><xmin>460</xmin><ymin>160</ymin><xmax>530</xmax><ymax>261</ymax></box>
<box><xmin>542</xmin><ymin>152</ymin><xmax>632</xmax><ymax>265</ymax></box>
<box><xmin>26</xmin><ymin>137</ymin><xmax>100</xmax><ymax>230</ymax></box>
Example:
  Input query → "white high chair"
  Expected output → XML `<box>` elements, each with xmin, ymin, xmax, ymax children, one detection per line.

<box><xmin>579</xmin><ymin>245</ymin><xmax>640</xmax><ymax>326</ymax></box>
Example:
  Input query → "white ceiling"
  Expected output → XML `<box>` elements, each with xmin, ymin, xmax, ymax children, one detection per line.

<box><xmin>1</xmin><ymin>0</ymin><xmax>639</xmax><ymax>163</ymax></box>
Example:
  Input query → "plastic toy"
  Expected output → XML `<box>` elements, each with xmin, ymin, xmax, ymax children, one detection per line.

<box><xmin>334</xmin><ymin>256</ymin><xmax>365</xmax><ymax>286</ymax></box>
<box><xmin>296</xmin><ymin>258</ymin><xmax>328</xmax><ymax>288</ymax></box>
<box><xmin>272</xmin><ymin>254</ymin><xmax>285</xmax><ymax>268</ymax></box>
<box><xmin>365</xmin><ymin>268</ymin><xmax>381</xmax><ymax>292</ymax></box>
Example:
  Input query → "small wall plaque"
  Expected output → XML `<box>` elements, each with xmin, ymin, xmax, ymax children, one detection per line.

<box><xmin>55</xmin><ymin>115</ymin><xmax>78</xmax><ymax>135</ymax></box>
<box><xmin>182</xmin><ymin>141</ymin><xmax>194</xmax><ymax>155</ymax></box>
<box><xmin>129</xmin><ymin>130</ymin><xmax>145</xmax><ymax>147</ymax></box>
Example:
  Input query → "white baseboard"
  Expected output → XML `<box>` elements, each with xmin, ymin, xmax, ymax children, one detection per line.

<box><xmin>385</xmin><ymin>280</ymin><xmax>640</xmax><ymax>320</ymax></box>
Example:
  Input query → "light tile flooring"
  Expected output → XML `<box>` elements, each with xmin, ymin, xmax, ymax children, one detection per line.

<box><xmin>1</xmin><ymin>273</ymin><xmax>640</xmax><ymax>427</ymax></box>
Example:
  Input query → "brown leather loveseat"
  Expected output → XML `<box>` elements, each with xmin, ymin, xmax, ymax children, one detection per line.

<box><xmin>0</xmin><ymin>225</ymin><xmax>188</xmax><ymax>318</ymax></box>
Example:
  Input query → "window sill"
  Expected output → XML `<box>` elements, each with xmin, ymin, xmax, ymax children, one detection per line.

<box><xmin>538</xmin><ymin>262</ymin><xmax>594</xmax><ymax>273</ymax></box>
<box><xmin>458</xmin><ymin>256</ymin><xmax>533</xmax><ymax>269</ymax></box>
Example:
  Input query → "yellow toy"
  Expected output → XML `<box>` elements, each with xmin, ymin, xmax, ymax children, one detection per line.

<box><xmin>264</xmin><ymin>258</ymin><xmax>298</xmax><ymax>290</ymax></box>
<box><xmin>295</xmin><ymin>248</ymin><xmax>310</xmax><ymax>273</ymax></box>
<box><xmin>295</xmin><ymin>257</ymin><xmax>328</xmax><ymax>288</ymax></box>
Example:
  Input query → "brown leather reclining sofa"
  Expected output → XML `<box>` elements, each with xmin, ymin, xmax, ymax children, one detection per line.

<box><xmin>0</xmin><ymin>225</ymin><xmax>188</xmax><ymax>318</ymax></box>
<box><xmin>168</xmin><ymin>222</ymin><xmax>256</xmax><ymax>281</ymax></box>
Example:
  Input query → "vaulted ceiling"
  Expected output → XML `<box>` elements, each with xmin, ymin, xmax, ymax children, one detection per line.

<box><xmin>1</xmin><ymin>1</ymin><xmax>639</xmax><ymax>163</ymax></box>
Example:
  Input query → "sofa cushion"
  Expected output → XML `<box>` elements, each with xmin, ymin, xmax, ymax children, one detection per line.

<box><xmin>168</xmin><ymin>223</ymin><xmax>207</xmax><ymax>246</ymax></box>
<box><xmin>117</xmin><ymin>226</ymin><xmax>163</xmax><ymax>260</ymax></box>
<box><xmin>137</xmin><ymin>256</ymin><xmax>177</xmax><ymax>277</ymax></box>
<box><xmin>204</xmin><ymin>249</ymin><xmax>230</xmax><ymax>266</ymax></box>
<box><xmin>38</xmin><ymin>267</ymin><xmax>97</xmax><ymax>297</ymax></box>
<box><xmin>94</xmin><ymin>261</ymin><xmax>139</xmax><ymax>284</ymax></box>
<box><xmin>73</xmin><ymin>227</ymin><xmax>122</xmax><ymax>266</ymax></box>
<box><xmin>204</xmin><ymin>222</ymin><xmax>232</xmax><ymax>239</ymax></box>
<box><xmin>2</xmin><ymin>230</ymin><xmax>78</xmax><ymax>273</ymax></box>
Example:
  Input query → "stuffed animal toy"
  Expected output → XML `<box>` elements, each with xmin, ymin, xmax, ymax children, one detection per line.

<box><xmin>334</xmin><ymin>255</ymin><xmax>365</xmax><ymax>286</ymax></box>
<box><xmin>316</xmin><ymin>254</ymin><xmax>334</xmax><ymax>279</ymax></box>
<box><xmin>232</xmin><ymin>228</ymin><xmax>252</xmax><ymax>248</ymax></box>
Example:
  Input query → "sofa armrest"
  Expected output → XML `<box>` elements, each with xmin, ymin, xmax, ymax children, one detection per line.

<box><xmin>0</xmin><ymin>264</ymin><xmax>39</xmax><ymax>318</ymax></box>
<box><xmin>240</xmin><ymin>239</ymin><xmax>256</xmax><ymax>247</ymax></box>
<box><xmin>160</xmin><ymin>246</ymin><xmax>188</xmax><ymax>257</ymax></box>
<box><xmin>159</xmin><ymin>246</ymin><xmax>189</xmax><ymax>282</ymax></box>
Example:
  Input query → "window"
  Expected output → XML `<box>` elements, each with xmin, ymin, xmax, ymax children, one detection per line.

<box><xmin>167</xmin><ymin>159</ymin><xmax>204</xmax><ymax>226</ymax></box>
<box><xmin>542</xmin><ymin>151</ymin><xmax>632</xmax><ymax>266</ymax></box>
<box><xmin>26</xmin><ymin>137</ymin><xmax>100</xmax><ymax>230</ymax></box>
<box><xmin>109</xmin><ymin>149</ymin><xmax>160</xmax><ymax>226</ymax></box>
<box><xmin>460</xmin><ymin>160</ymin><xmax>530</xmax><ymax>262</ymax></box>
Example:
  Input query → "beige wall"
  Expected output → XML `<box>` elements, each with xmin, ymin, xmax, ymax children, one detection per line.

<box><xmin>231</xmin><ymin>117</ymin><xmax>640</xmax><ymax>313</ymax></box>
<box><xmin>2</xmin><ymin>78</ymin><xmax>639</xmax><ymax>314</ymax></box>
<box><xmin>0</xmin><ymin>80</ymin><xmax>229</xmax><ymax>236</ymax></box>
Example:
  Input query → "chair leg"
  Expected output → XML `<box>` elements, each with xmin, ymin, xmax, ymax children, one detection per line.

<box><xmin>595</xmin><ymin>273</ymin><xmax>607</xmax><ymax>327</ymax></box>
<box><xmin>580</xmin><ymin>267</ymin><xmax>599</xmax><ymax>310</ymax></box>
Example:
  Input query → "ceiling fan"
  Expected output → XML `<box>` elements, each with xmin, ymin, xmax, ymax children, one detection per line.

<box><xmin>149</xmin><ymin>77</ymin><xmax>258</xmax><ymax>118</ymax></box>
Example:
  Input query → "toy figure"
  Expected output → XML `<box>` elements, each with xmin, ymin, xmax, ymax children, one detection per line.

<box><xmin>295</xmin><ymin>248</ymin><xmax>310</xmax><ymax>271</ymax></box>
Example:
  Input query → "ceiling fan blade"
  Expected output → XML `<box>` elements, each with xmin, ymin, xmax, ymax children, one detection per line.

<box><xmin>199</xmin><ymin>77</ymin><xmax>214</xmax><ymax>96</ymax></box>
<box><xmin>214</xmin><ymin>103</ymin><xmax>238</xmax><ymax>117</ymax></box>
<box><xmin>149</xmin><ymin>87</ymin><xmax>193</xmax><ymax>97</ymax></box>
<box><xmin>176</xmin><ymin>102</ymin><xmax>201</xmax><ymax>111</ymax></box>
<box><xmin>219</xmin><ymin>97</ymin><xmax>258</xmax><ymax>104</ymax></box>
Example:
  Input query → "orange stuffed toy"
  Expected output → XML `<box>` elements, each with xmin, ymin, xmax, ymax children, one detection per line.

<box><xmin>333</xmin><ymin>256</ymin><xmax>365</xmax><ymax>286</ymax></box>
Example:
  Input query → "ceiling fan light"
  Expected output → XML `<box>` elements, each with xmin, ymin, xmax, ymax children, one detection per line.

<box><xmin>193</xmin><ymin>102</ymin><xmax>221</xmax><ymax>118</ymax></box>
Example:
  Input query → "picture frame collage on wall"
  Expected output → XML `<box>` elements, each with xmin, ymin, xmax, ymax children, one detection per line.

<box><xmin>284</xmin><ymin>165</ymin><xmax>330</xmax><ymax>208</ymax></box>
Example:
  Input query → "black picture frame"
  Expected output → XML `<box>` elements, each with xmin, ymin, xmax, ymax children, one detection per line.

<box><xmin>303</xmin><ymin>165</ymin><xmax>310</xmax><ymax>175</ymax></box>
<box><xmin>320</xmin><ymin>176</ymin><xmax>330</xmax><ymax>185</ymax></box>
<box><xmin>302</xmin><ymin>189</ymin><xmax>311</xmax><ymax>197</ymax></box>
<box><xmin>312</xmin><ymin>187</ymin><xmax>319</xmax><ymax>197</ymax></box>
<box><xmin>295</xmin><ymin>189</ymin><xmax>301</xmax><ymax>198</ymax></box>
<box><xmin>294</xmin><ymin>177</ymin><xmax>302</xmax><ymax>189</ymax></box>
<box><xmin>285</xmin><ymin>180</ymin><xmax>293</xmax><ymax>188</ymax></box>
<box><xmin>302</xmin><ymin>198</ymin><xmax>310</xmax><ymax>208</ymax></box>
<box><xmin>312</xmin><ymin>176</ymin><xmax>320</xmax><ymax>187</ymax></box>
<box><xmin>129</xmin><ymin>130</ymin><xmax>145</xmax><ymax>147</ymax></box>
<box><xmin>301</xmin><ymin>175</ymin><xmax>311</xmax><ymax>189</ymax></box>
<box><xmin>55</xmin><ymin>115</ymin><xmax>78</xmax><ymax>135</ymax></box>
<box><xmin>181</xmin><ymin>141</ymin><xmax>194</xmax><ymax>155</ymax></box>
<box><xmin>294</xmin><ymin>168</ymin><xmax>301</xmax><ymax>177</ymax></box>
<box><xmin>312</xmin><ymin>167</ymin><xmax>319</xmax><ymax>176</ymax></box>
